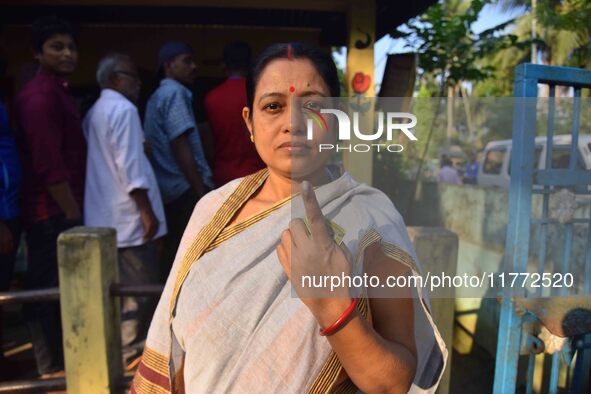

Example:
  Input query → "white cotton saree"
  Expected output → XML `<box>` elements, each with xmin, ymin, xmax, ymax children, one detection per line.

<box><xmin>131</xmin><ymin>169</ymin><xmax>447</xmax><ymax>394</ymax></box>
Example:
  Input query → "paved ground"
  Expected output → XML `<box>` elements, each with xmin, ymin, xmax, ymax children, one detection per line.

<box><xmin>1</xmin><ymin>306</ymin><xmax>498</xmax><ymax>394</ymax></box>
<box><xmin>1</xmin><ymin>283</ymin><xmax>39</xmax><ymax>381</ymax></box>
<box><xmin>450</xmin><ymin>346</ymin><xmax>495</xmax><ymax>393</ymax></box>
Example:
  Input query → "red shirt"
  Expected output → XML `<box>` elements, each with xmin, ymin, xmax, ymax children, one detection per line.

<box><xmin>15</xmin><ymin>70</ymin><xmax>86</xmax><ymax>227</ymax></box>
<box><xmin>205</xmin><ymin>78</ymin><xmax>265</xmax><ymax>187</ymax></box>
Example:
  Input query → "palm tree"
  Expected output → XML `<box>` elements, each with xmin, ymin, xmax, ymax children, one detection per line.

<box><xmin>475</xmin><ymin>0</ymin><xmax>590</xmax><ymax>97</ymax></box>
<box><xmin>537</xmin><ymin>0</ymin><xmax>591</xmax><ymax>68</ymax></box>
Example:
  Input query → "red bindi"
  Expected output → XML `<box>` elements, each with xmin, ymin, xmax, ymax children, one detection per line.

<box><xmin>289</xmin><ymin>86</ymin><xmax>295</xmax><ymax>93</ymax></box>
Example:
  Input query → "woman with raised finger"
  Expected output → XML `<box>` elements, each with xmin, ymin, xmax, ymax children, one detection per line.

<box><xmin>132</xmin><ymin>42</ymin><xmax>446</xmax><ymax>394</ymax></box>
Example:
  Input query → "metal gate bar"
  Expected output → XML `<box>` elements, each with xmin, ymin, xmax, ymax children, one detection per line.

<box><xmin>0</xmin><ymin>282</ymin><xmax>163</xmax><ymax>392</ymax></box>
<box><xmin>586</xmin><ymin>208</ymin><xmax>591</xmax><ymax>294</ymax></box>
<box><xmin>493</xmin><ymin>63</ymin><xmax>591</xmax><ymax>393</ymax></box>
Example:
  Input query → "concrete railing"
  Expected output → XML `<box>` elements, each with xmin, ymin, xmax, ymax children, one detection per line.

<box><xmin>409</xmin><ymin>227</ymin><xmax>459</xmax><ymax>394</ymax></box>
<box><xmin>58</xmin><ymin>228</ymin><xmax>123</xmax><ymax>394</ymax></box>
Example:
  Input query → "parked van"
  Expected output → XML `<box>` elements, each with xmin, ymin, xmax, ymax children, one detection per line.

<box><xmin>477</xmin><ymin>134</ymin><xmax>591</xmax><ymax>188</ymax></box>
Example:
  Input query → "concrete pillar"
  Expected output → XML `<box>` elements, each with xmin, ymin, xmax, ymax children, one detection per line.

<box><xmin>408</xmin><ymin>226</ymin><xmax>459</xmax><ymax>394</ymax></box>
<box><xmin>57</xmin><ymin>227</ymin><xmax>122</xmax><ymax>394</ymax></box>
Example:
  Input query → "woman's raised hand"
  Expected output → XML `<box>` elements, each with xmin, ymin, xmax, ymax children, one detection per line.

<box><xmin>276</xmin><ymin>181</ymin><xmax>354</xmax><ymax>328</ymax></box>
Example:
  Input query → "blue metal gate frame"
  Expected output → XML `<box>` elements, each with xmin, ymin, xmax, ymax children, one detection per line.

<box><xmin>493</xmin><ymin>63</ymin><xmax>591</xmax><ymax>393</ymax></box>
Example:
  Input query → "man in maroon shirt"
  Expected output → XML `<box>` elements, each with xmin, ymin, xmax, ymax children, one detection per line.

<box><xmin>205</xmin><ymin>41</ymin><xmax>265</xmax><ymax>187</ymax></box>
<box><xmin>15</xmin><ymin>15</ymin><xmax>86</xmax><ymax>377</ymax></box>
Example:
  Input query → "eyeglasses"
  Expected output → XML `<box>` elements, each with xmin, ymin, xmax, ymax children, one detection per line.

<box><xmin>114</xmin><ymin>70</ymin><xmax>140</xmax><ymax>81</ymax></box>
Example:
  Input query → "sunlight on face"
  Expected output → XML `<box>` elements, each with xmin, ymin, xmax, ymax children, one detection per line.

<box><xmin>242</xmin><ymin>58</ymin><xmax>336</xmax><ymax>180</ymax></box>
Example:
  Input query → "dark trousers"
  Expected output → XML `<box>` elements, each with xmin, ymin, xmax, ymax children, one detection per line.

<box><xmin>0</xmin><ymin>217</ymin><xmax>21</xmax><ymax>378</ymax></box>
<box><xmin>23</xmin><ymin>214</ymin><xmax>79</xmax><ymax>375</ymax></box>
<box><xmin>0</xmin><ymin>217</ymin><xmax>21</xmax><ymax>291</ymax></box>
<box><xmin>119</xmin><ymin>241</ymin><xmax>160</xmax><ymax>364</ymax></box>
<box><xmin>162</xmin><ymin>188</ymin><xmax>200</xmax><ymax>282</ymax></box>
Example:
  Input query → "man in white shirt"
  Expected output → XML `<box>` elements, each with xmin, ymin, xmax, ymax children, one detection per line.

<box><xmin>83</xmin><ymin>53</ymin><xmax>167</xmax><ymax>365</ymax></box>
<box><xmin>437</xmin><ymin>156</ymin><xmax>462</xmax><ymax>184</ymax></box>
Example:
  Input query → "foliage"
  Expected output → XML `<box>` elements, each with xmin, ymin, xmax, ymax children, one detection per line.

<box><xmin>474</xmin><ymin>0</ymin><xmax>591</xmax><ymax>96</ymax></box>
<box><xmin>536</xmin><ymin>0</ymin><xmax>591</xmax><ymax>68</ymax></box>
<box><xmin>473</xmin><ymin>13</ymin><xmax>533</xmax><ymax>96</ymax></box>
<box><xmin>394</xmin><ymin>0</ymin><xmax>528</xmax><ymax>94</ymax></box>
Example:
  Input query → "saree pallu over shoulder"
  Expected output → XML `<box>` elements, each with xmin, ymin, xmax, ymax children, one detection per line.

<box><xmin>132</xmin><ymin>170</ymin><xmax>447</xmax><ymax>394</ymax></box>
<box><xmin>131</xmin><ymin>347</ymin><xmax>170</xmax><ymax>394</ymax></box>
<box><xmin>169</xmin><ymin>169</ymin><xmax>270</xmax><ymax>319</ymax></box>
<box><xmin>133</xmin><ymin>169</ymin><xmax>269</xmax><ymax>394</ymax></box>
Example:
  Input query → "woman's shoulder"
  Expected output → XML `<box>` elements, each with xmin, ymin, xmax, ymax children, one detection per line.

<box><xmin>331</xmin><ymin>173</ymin><xmax>413</xmax><ymax>252</ymax></box>
<box><xmin>337</xmin><ymin>173</ymin><xmax>404</xmax><ymax>224</ymax></box>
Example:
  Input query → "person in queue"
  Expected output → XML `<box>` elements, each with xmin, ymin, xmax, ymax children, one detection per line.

<box><xmin>83</xmin><ymin>53</ymin><xmax>167</xmax><ymax>365</ymax></box>
<box><xmin>143</xmin><ymin>42</ymin><xmax>213</xmax><ymax>282</ymax></box>
<box><xmin>14</xmin><ymin>15</ymin><xmax>86</xmax><ymax>378</ymax></box>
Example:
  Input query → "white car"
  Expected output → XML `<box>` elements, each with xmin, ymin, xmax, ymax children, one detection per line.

<box><xmin>477</xmin><ymin>134</ymin><xmax>591</xmax><ymax>188</ymax></box>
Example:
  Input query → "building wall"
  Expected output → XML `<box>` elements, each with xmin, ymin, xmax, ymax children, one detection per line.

<box><xmin>0</xmin><ymin>23</ymin><xmax>324</xmax><ymax>120</ymax></box>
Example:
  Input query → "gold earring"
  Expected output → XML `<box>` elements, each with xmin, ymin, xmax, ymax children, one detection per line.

<box><xmin>250</xmin><ymin>134</ymin><xmax>254</xmax><ymax>143</ymax></box>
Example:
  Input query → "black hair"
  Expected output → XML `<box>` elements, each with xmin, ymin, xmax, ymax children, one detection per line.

<box><xmin>245</xmin><ymin>42</ymin><xmax>340</xmax><ymax>118</ymax></box>
<box><xmin>223</xmin><ymin>41</ymin><xmax>252</xmax><ymax>72</ymax></box>
<box><xmin>31</xmin><ymin>15</ymin><xmax>78</xmax><ymax>53</ymax></box>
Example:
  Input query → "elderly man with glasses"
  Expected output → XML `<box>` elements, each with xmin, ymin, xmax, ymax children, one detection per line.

<box><xmin>83</xmin><ymin>53</ymin><xmax>167</xmax><ymax>366</ymax></box>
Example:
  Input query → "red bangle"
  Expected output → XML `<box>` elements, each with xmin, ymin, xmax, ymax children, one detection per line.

<box><xmin>319</xmin><ymin>298</ymin><xmax>359</xmax><ymax>336</ymax></box>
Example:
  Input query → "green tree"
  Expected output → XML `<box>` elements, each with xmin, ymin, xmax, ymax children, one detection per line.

<box><xmin>537</xmin><ymin>0</ymin><xmax>591</xmax><ymax>68</ymax></box>
<box><xmin>395</xmin><ymin>0</ymin><xmax>523</xmax><ymax>96</ymax></box>
<box><xmin>391</xmin><ymin>0</ymin><xmax>529</xmax><ymax>219</ymax></box>
<box><xmin>393</xmin><ymin>0</ymin><xmax>525</xmax><ymax>166</ymax></box>
<box><xmin>475</xmin><ymin>0</ymin><xmax>591</xmax><ymax>97</ymax></box>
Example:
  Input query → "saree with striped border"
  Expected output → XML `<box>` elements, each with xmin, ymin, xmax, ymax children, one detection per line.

<box><xmin>131</xmin><ymin>169</ymin><xmax>447</xmax><ymax>393</ymax></box>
